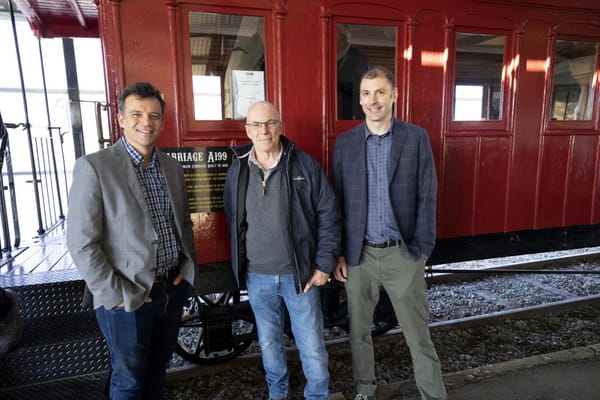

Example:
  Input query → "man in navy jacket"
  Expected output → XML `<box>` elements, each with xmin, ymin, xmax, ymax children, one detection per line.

<box><xmin>332</xmin><ymin>66</ymin><xmax>447</xmax><ymax>400</ymax></box>
<box><xmin>224</xmin><ymin>101</ymin><xmax>341</xmax><ymax>400</ymax></box>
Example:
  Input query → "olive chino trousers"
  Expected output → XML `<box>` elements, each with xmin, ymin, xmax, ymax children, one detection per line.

<box><xmin>345</xmin><ymin>245</ymin><xmax>447</xmax><ymax>400</ymax></box>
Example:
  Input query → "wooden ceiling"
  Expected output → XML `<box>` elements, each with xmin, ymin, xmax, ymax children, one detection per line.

<box><xmin>2</xmin><ymin>0</ymin><xmax>98</xmax><ymax>38</ymax></box>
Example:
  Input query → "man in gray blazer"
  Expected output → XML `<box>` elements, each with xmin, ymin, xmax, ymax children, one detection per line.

<box><xmin>67</xmin><ymin>82</ymin><xmax>198</xmax><ymax>400</ymax></box>
<box><xmin>332</xmin><ymin>66</ymin><xmax>447</xmax><ymax>400</ymax></box>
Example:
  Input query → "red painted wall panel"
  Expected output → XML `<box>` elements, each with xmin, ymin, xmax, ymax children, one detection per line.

<box><xmin>506</xmin><ymin>19</ymin><xmax>548</xmax><ymax>231</ymax></box>
<box><xmin>439</xmin><ymin>138</ymin><xmax>477</xmax><ymax>237</ymax></box>
<box><xmin>474</xmin><ymin>137</ymin><xmax>511</xmax><ymax>234</ymax></box>
<box><xmin>281</xmin><ymin>0</ymin><xmax>324</xmax><ymax>163</ymax></box>
<box><xmin>410</xmin><ymin>10</ymin><xmax>446</xmax><ymax>173</ymax></box>
<box><xmin>564</xmin><ymin>135</ymin><xmax>598</xmax><ymax>225</ymax></box>
<box><xmin>537</xmin><ymin>136</ymin><xmax>570</xmax><ymax>228</ymax></box>
<box><xmin>595</xmin><ymin>140</ymin><xmax>600</xmax><ymax>224</ymax></box>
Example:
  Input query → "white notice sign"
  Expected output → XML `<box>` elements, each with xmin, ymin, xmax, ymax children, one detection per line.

<box><xmin>232</xmin><ymin>70</ymin><xmax>265</xmax><ymax>119</ymax></box>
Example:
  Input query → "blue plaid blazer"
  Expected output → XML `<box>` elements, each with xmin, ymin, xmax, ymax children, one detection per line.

<box><xmin>331</xmin><ymin>118</ymin><xmax>438</xmax><ymax>266</ymax></box>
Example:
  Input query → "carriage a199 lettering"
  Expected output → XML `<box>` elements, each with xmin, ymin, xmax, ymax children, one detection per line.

<box><xmin>207</xmin><ymin>151</ymin><xmax>228</xmax><ymax>163</ymax></box>
<box><xmin>166</xmin><ymin>152</ymin><xmax>204</xmax><ymax>162</ymax></box>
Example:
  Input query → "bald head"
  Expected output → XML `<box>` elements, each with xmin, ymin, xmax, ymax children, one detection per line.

<box><xmin>246</xmin><ymin>101</ymin><xmax>280</xmax><ymax>122</ymax></box>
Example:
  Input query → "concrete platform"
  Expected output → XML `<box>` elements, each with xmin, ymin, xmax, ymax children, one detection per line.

<box><xmin>373</xmin><ymin>343</ymin><xmax>600</xmax><ymax>400</ymax></box>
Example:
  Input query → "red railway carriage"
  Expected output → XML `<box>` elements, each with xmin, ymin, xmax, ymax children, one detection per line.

<box><xmin>13</xmin><ymin>0</ymin><xmax>600</xmax><ymax>280</ymax></box>
<box><xmin>7</xmin><ymin>0</ymin><xmax>600</xmax><ymax>366</ymax></box>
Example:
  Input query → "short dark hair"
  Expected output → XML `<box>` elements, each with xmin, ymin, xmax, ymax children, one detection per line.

<box><xmin>118</xmin><ymin>82</ymin><xmax>166</xmax><ymax>115</ymax></box>
<box><xmin>360</xmin><ymin>65</ymin><xmax>396</xmax><ymax>87</ymax></box>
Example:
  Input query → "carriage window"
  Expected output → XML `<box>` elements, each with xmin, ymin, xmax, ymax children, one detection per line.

<box><xmin>550</xmin><ymin>40</ymin><xmax>597</xmax><ymax>121</ymax></box>
<box><xmin>453</xmin><ymin>33</ymin><xmax>505</xmax><ymax>121</ymax></box>
<box><xmin>337</xmin><ymin>23</ymin><xmax>396</xmax><ymax>120</ymax></box>
<box><xmin>189</xmin><ymin>12</ymin><xmax>265</xmax><ymax>120</ymax></box>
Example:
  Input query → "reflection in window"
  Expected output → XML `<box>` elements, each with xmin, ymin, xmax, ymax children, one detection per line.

<box><xmin>337</xmin><ymin>23</ymin><xmax>395</xmax><ymax>120</ymax></box>
<box><xmin>454</xmin><ymin>86</ymin><xmax>483</xmax><ymax>120</ymax></box>
<box><xmin>550</xmin><ymin>40</ymin><xmax>597</xmax><ymax>121</ymax></box>
<box><xmin>189</xmin><ymin>12</ymin><xmax>265</xmax><ymax>120</ymax></box>
<box><xmin>453</xmin><ymin>33</ymin><xmax>505</xmax><ymax>121</ymax></box>
<box><xmin>192</xmin><ymin>75</ymin><xmax>222</xmax><ymax>119</ymax></box>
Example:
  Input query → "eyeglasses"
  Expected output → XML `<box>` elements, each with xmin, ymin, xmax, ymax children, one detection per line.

<box><xmin>245</xmin><ymin>119</ymin><xmax>280</xmax><ymax>129</ymax></box>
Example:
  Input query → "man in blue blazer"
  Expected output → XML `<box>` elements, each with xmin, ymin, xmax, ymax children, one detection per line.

<box><xmin>67</xmin><ymin>82</ymin><xmax>199</xmax><ymax>399</ymax></box>
<box><xmin>332</xmin><ymin>66</ymin><xmax>447</xmax><ymax>400</ymax></box>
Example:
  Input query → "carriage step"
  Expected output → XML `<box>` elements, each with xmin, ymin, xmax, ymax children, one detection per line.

<box><xmin>0</xmin><ymin>275</ymin><xmax>110</xmax><ymax>391</ymax></box>
<box><xmin>6</xmin><ymin>279</ymin><xmax>87</xmax><ymax>319</ymax></box>
<box><xmin>0</xmin><ymin>371</ymin><xmax>109</xmax><ymax>400</ymax></box>
<box><xmin>0</xmin><ymin>310</ymin><xmax>108</xmax><ymax>388</ymax></box>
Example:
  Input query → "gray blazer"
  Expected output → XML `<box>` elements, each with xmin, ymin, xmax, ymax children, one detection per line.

<box><xmin>66</xmin><ymin>140</ymin><xmax>198</xmax><ymax>312</ymax></box>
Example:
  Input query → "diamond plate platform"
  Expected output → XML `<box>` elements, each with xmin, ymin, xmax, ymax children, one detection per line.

<box><xmin>0</xmin><ymin>372</ymin><xmax>109</xmax><ymax>400</ymax></box>
<box><xmin>0</xmin><ymin>264</ymin><xmax>110</xmax><ymax>397</ymax></box>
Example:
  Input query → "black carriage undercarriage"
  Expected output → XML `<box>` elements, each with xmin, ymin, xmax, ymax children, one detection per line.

<box><xmin>430</xmin><ymin>224</ymin><xmax>600</xmax><ymax>265</ymax></box>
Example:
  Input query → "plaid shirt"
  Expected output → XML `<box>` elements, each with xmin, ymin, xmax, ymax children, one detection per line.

<box><xmin>332</xmin><ymin>118</ymin><xmax>438</xmax><ymax>265</ymax></box>
<box><xmin>122</xmin><ymin>137</ymin><xmax>180</xmax><ymax>276</ymax></box>
<box><xmin>365</xmin><ymin>127</ymin><xmax>400</xmax><ymax>242</ymax></box>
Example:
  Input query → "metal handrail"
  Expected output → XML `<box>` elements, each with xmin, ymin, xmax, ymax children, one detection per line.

<box><xmin>0</xmin><ymin>114</ymin><xmax>20</xmax><ymax>254</ymax></box>
<box><xmin>39</xmin><ymin>39</ymin><xmax>66</xmax><ymax>227</ymax></box>
<box><xmin>1</xmin><ymin>1</ymin><xmax>70</xmax><ymax>256</ymax></box>
<box><xmin>0</xmin><ymin>119</ymin><xmax>72</xmax><ymax>252</ymax></box>
<box><xmin>8</xmin><ymin>0</ymin><xmax>44</xmax><ymax>236</ymax></box>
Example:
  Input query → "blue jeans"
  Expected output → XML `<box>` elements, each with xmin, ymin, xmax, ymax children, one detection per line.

<box><xmin>95</xmin><ymin>280</ymin><xmax>188</xmax><ymax>400</ymax></box>
<box><xmin>246</xmin><ymin>272</ymin><xmax>330</xmax><ymax>400</ymax></box>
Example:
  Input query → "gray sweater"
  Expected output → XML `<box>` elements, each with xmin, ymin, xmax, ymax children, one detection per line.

<box><xmin>245</xmin><ymin>161</ymin><xmax>293</xmax><ymax>275</ymax></box>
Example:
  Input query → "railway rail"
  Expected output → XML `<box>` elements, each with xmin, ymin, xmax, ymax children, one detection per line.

<box><xmin>168</xmin><ymin>250</ymin><xmax>600</xmax><ymax>379</ymax></box>
<box><xmin>1</xmin><ymin>246</ymin><xmax>598</xmax><ymax>399</ymax></box>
